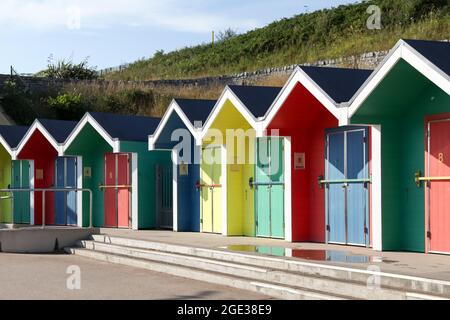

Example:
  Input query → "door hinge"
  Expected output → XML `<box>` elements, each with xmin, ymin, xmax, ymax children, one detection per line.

<box><xmin>427</xmin><ymin>231</ymin><xmax>431</xmax><ymax>239</ymax></box>
<box><xmin>326</xmin><ymin>225</ymin><xmax>330</xmax><ymax>232</ymax></box>
<box><xmin>364</xmin><ymin>227</ymin><xmax>369</xmax><ymax>234</ymax></box>
<box><xmin>255</xmin><ymin>221</ymin><xmax>258</xmax><ymax>227</ymax></box>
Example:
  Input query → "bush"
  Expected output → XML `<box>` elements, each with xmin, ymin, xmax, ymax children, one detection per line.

<box><xmin>0</xmin><ymin>79</ymin><xmax>37</xmax><ymax>124</ymax></box>
<box><xmin>47</xmin><ymin>92</ymin><xmax>86</xmax><ymax>120</ymax></box>
<box><xmin>38</xmin><ymin>56</ymin><xmax>98</xmax><ymax>80</ymax></box>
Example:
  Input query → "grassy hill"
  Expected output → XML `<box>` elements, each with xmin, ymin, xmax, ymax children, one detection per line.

<box><xmin>104</xmin><ymin>0</ymin><xmax>449</xmax><ymax>81</ymax></box>
<box><xmin>2</xmin><ymin>0</ymin><xmax>448</xmax><ymax>125</ymax></box>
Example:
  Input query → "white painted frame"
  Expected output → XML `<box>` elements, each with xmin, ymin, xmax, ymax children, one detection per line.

<box><xmin>149</xmin><ymin>100</ymin><xmax>202</xmax><ymax>150</ymax></box>
<box><xmin>63</xmin><ymin>112</ymin><xmax>120</xmax><ymax>153</ymax></box>
<box><xmin>131</xmin><ymin>152</ymin><xmax>138</xmax><ymax>230</ymax></box>
<box><xmin>16</xmin><ymin>119</ymin><xmax>64</xmax><ymax>156</ymax></box>
<box><xmin>262</xmin><ymin>66</ymin><xmax>346</xmax><ymax>130</ymax></box>
<box><xmin>220</xmin><ymin>144</ymin><xmax>228</xmax><ymax>236</ymax></box>
<box><xmin>371</xmin><ymin>125</ymin><xmax>382</xmax><ymax>251</ymax></box>
<box><xmin>76</xmin><ymin>156</ymin><xmax>83</xmax><ymax>227</ymax></box>
<box><xmin>347</xmin><ymin>39</ymin><xmax>450</xmax><ymax>118</ymax></box>
<box><xmin>171</xmin><ymin>149</ymin><xmax>179</xmax><ymax>232</ymax></box>
<box><xmin>0</xmin><ymin>136</ymin><xmax>14</xmax><ymax>157</ymax></box>
<box><xmin>29</xmin><ymin>160</ymin><xmax>35</xmax><ymax>226</ymax></box>
<box><xmin>199</xmin><ymin>86</ymin><xmax>262</xmax><ymax>143</ymax></box>
<box><xmin>283</xmin><ymin>137</ymin><xmax>292</xmax><ymax>242</ymax></box>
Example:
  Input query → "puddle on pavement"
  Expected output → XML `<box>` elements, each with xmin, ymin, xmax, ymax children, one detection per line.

<box><xmin>220</xmin><ymin>245</ymin><xmax>397</xmax><ymax>264</ymax></box>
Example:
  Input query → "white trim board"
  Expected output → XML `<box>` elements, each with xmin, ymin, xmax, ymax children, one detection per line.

<box><xmin>171</xmin><ymin>149</ymin><xmax>179</xmax><ymax>232</ymax></box>
<box><xmin>131</xmin><ymin>152</ymin><xmax>139</xmax><ymax>230</ymax></box>
<box><xmin>149</xmin><ymin>100</ymin><xmax>201</xmax><ymax>151</ymax></box>
<box><xmin>199</xmin><ymin>86</ymin><xmax>260</xmax><ymax>143</ymax></box>
<box><xmin>220</xmin><ymin>145</ymin><xmax>228</xmax><ymax>236</ymax></box>
<box><xmin>29</xmin><ymin>160</ymin><xmax>35</xmax><ymax>226</ymax></box>
<box><xmin>15</xmin><ymin>120</ymin><xmax>63</xmax><ymax>157</ymax></box>
<box><xmin>283</xmin><ymin>137</ymin><xmax>292</xmax><ymax>242</ymax></box>
<box><xmin>262</xmin><ymin>67</ymin><xmax>343</xmax><ymax>130</ymax></box>
<box><xmin>63</xmin><ymin>112</ymin><xmax>120</xmax><ymax>154</ymax></box>
<box><xmin>371</xmin><ymin>125</ymin><xmax>382</xmax><ymax>251</ymax></box>
<box><xmin>347</xmin><ymin>39</ymin><xmax>450</xmax><ymax>119</ymax></box>
<box><xmin>76</xmin><ymin>156</ymin><xmax>83</xmax><ymax>228</ymax></box>
<box><xmin>0</xmin><ymin>136</ymin><xmax>14</xmax><ymax>157</ymax></box>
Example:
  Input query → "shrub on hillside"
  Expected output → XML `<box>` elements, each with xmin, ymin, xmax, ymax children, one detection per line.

<box><xmin>47</xmin><ymin>91</ymin><xmax>86</xmax><ymax>120</ymax></box>
<box><xmin>0</xmin><ymin>79</ymin><xmax>37</xmax><ymax>125</ymax></box>
<box><xmin>38</xmin><ymin>56</ymin><xmax>98</xmax><ymax>80</ymax></box>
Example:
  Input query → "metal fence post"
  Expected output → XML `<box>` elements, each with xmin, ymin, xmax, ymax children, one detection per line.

<box><xmin>42</xmin><ymin>190</ymin><xmax>46</xmax><ymax>229</ymax></box>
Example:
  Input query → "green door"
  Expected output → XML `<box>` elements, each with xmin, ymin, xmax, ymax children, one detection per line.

<box><xmin>255</xmin><ymin>137</ymin><xmax>284</xmax><ymax>238</ymax></box>
<box><xmin>11</xmin><ymin>160</ymin><xmax>31</xmax><ymax>224</ymax></box>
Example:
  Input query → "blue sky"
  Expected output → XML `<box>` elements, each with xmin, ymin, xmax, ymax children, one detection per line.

<box><xmin>0</xmin><ymin>0</ymin><xmax>358</xmax><ymax>74</ymax></box>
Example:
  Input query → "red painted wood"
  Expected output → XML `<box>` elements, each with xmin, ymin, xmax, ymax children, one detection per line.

<box><xmin>427</xmin><ymin>118</ymin><xmax>450</xmax><ymax>253</ymax></box>
<box><xmin>117</xmin><ymin>153</ymin><xmax>130</xmax><ymax>228</ymax></box>
<box><xmin>267</xmin><ymin>82</ymin><xmax>338</xmax><ymax>242</ymax></box>
<box><xmin>104</xmin><ymin>153</ymin><xmax>117</xmax><ymax>227</ymax></box>
<box><xmin>17</xmin><ymin>130</ymin><xmax>57</xmax><ymax>225</ymax></box>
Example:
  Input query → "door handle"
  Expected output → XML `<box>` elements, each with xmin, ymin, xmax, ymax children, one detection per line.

<box><xmin>249</xmin><ymin>177</ymin><xmax>254</xmax><ymax>189</ymax></box>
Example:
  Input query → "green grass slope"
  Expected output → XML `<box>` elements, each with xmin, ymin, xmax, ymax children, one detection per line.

<box><xmin>104</xmin><ymin>0</ymin><xmax>449</xmax><ymax>81</ymax></box>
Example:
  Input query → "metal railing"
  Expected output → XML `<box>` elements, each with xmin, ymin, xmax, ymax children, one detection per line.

<box><xmin>415</xmin><ymin>170</ymin><xmax>450</xmax><ymax>187</ymax></box>
<box><xmin>98</xmin><ymin>184</ymin><xmax>132</xmax><ymax>190</ymax></box>
<box><xmin>0</xmin><ymin>188</ymin><xmax>93</xmax><ymax>228</ymax></box>
<box><xmin>318</xmin><ymin>175</ymin><xmax>371</xmax><ymax>188</ymax></box>
<box><xmin>248</xmin><ymin>177</ymin><xmax>284</xmax><ymax>189</ymax></box>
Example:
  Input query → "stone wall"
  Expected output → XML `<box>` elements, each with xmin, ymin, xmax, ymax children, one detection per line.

<box><xmin>0</xmin><ymin>49</ymin><xmax>390</xmax><ymax>94</ymax></box>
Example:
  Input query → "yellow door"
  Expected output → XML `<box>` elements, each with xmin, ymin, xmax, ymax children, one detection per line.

<box><xmin>200</xmin><ymin>146</ymin><xmax>222</xmax><ymax>233</ymax></box>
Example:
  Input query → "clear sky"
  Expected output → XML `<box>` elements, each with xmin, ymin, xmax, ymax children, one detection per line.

<box><xmin>0</xmin><ymin>0</ymin><xmax>358</xmax><ymax>74</ymax></box>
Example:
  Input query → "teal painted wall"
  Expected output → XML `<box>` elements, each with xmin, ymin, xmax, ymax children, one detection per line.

<box><xmin>120</xmin><ymin>141</ymin><xmax>171</xmax><ymax>229</ymax></box>
<box><xmin>64</xmin><ymin>124</ymin><xmax>112</xmax><ymax>227</ymax></box>
<box><xmin>352</xmin><ymin>60</ymin><xmax>450</xmax><ymax>252</ymax></box>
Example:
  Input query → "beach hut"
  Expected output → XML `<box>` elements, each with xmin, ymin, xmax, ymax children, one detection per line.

<box><xmin>199</xmin><ymin>85</ymin><xmax>281</xmax><ymax>236</ymax></box>
<box><xmin>0</xmin><ymin>125</ymin><xmax>29</xmax><ymax>224</ymax></box>
<box><xmin>149</xmin><ymin>99</ymin><xmax>216</xmax><ymax>232</ymax></box>
<box><xmin>15</xmin><ymin>119</ymin><xmax>78</xmax><ymax>226</ymax></box>
<box><xmin>262</xmin><ymin>66</ymin><xmax>372</xmax><ymax>244</ymax></box>
<box><xmin>348</xmin><ymin>39</ymin><xmax>450</xmax><ymax>253</ymax></box>
<box><xmin>63</xmin><ymin>112</ymin><xmax>171</xmax><ymax>229</ymax></box>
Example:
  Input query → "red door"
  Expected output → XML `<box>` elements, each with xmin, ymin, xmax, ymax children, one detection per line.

<box><xmin>104</xmin><ymin>153</ymin><xmax>131</xmax><ymax>228</ymax></box>
<box><xmin>427</xmin><ymin>118</ymin><xmax>450</xmax><ymax>254</ymax></box>
<box><xmin>117</xmin><ymin>153</ymin><xmax>131</xmax><ymax>228</ymax></box>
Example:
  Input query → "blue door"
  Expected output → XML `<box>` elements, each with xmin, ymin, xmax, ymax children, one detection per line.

<box><xmin>346</xmin><ymin>130</ymin><xmax>368</xmax><ymax>245</ymax></box>
<box><xmin>54</xmin><ymin>157</ymin><xmax>77</xmax><ymax>226</ymax></box>
<box><xmin>325</xmin><ymin>127</ymin><xmax>369</xmax><ymax>246</ymax></box>
<box><xmin>326</xmin><ymin>131</ymin><xmax>346</xmax><ymax>244</ymax></box>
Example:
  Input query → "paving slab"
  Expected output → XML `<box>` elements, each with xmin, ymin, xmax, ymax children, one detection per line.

<box><xmin>100</xmin><ymin>229</ymin><xmax>450</xmax><ymax>282</ymax></box>
<box><xmin>0</xmin><ymin>252</ymin><xmax>269</xmax><ymax>300</ymax></box>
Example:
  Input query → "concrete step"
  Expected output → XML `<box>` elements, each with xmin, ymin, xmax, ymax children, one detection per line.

<box><xmin>89</xmin><ymin>234</ymin><xmax>450</xmax><ymax>299</ymax></box>
<box><xmin>77</xmin><ymin>239</ymin><xmax>405</xmax><ymax>300</ymax></box>
<box><xmin>66</xmin><ymin>246</ymin><xmax>344</xmax><ymax>300</ymax></box>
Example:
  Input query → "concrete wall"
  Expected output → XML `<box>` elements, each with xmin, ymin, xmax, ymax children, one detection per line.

<box><xmin>0</xmin><ymin>227</ymin><xmax>99</xmax><ymax>253</ymax></box>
